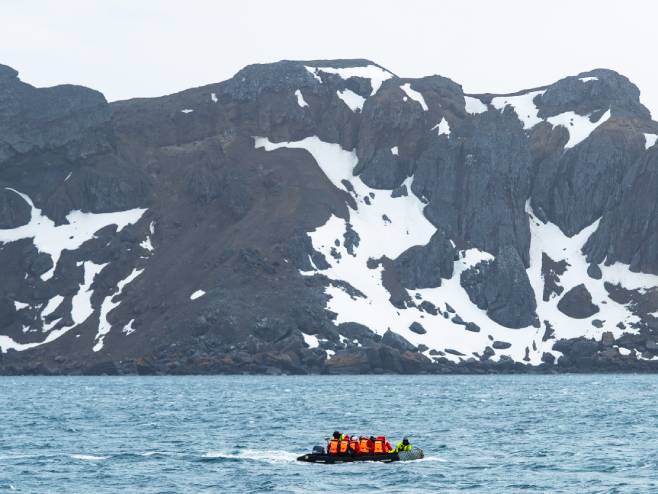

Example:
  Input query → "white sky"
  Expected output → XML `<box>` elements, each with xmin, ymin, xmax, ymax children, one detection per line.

<box><xmin>1</xmin><ymin>0</ymin><xmax>656</xmax><ymax>116</ymax></box>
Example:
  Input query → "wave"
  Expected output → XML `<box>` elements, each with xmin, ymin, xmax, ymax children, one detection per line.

<box><xmin>420</xmin><ymin>456</ymin><xmax>447</xmax><ymax>462</ymax></box>
<box><xmin>201</xmin><ymin>449</ymin><xmax>298</xmax><ymax>464</ymax></box>
<box><xmin>70</xmin><ymin>454</ymin><xmax>109</xmax><ymax>461</ymax></box>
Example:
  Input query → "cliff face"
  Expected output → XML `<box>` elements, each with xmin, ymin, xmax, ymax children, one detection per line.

<box><xmin>1</xmin><ymin>60</ymin><xmax>658</xmax><ymax>375</ymax></box>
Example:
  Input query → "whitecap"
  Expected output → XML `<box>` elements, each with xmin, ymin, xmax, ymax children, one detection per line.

<box><xmin>70</xmin><ymin>454</ymin><xmax>109</xmax><ymax>461</ymax></box>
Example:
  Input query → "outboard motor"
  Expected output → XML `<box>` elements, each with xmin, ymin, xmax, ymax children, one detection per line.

<box><xmin>312</xmin><ymin>445</ymin><xmax>325</xmax><ymax>454</ymax></box>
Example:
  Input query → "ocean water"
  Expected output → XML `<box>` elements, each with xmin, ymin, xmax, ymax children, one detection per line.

<box><xmin>1</xmin><ymin>375</ymin><xmax>657</xmax><ymax>493</ymax></box>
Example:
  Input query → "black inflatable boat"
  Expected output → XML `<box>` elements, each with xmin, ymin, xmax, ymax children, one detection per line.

<box><xmin>297</xmin><ymin>447</ymin><xmax>424</xmax><ymax>464</ymax></box>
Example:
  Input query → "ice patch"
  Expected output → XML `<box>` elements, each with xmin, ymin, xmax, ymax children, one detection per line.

<box><xmin>309</xmin><ymin>65</ymin><xmax>393</xmax><ymax>95</ymax></box>
<box><xmin>391</xmin><ymin>146</ymin><xmax>399</xmax><ymax>156</ymax></box>
<box><xmin>190</xmin><ymin>290</ymin><xmax>206</xmax><ymax>300</ymax></box>
<box><xmin>0</xmin><ymin>188</ymin><xmax>146</xmax><ymax>281</ymax></box>
<box><xmin>302</xmin><ymin>332</ymin><xmax>319</xmax><ymax>349</ymax></box>
<box><xmin>464</xmin><ymin>96</ymin><xmax>488</xmax><ymax>115</ymax></box>
<box><xmin>491</xmin><ymin>90</ymin><xmax>546</xmax><ymax>130</ymax></box>
<box><xmin>336</xmin><ymin>89</ymin><xmax>366</xmax><ymax>112</ymax></box>
<box><xmin>294</xmin><ymin>89</ymin><xmax>308</xmax><ymax>108</ymax></box>
<box><xmin>644</xmin><ymin>133</ymin><xmax>658</xmax><ymax>150</ymax></box>
<box><xmin>432</xmin><ymin>118</ymin><xmax>451</xmax><ymax>136</ymax></box>
<box><xmin>546</xmin><ymin>109</ymin><xmax>611</xmax><ymax>149</ymax></box>
<box><xmin>400</xmin><ymin>83</ymin><xmax>428</xmax><ymax>111</ymax></box>
<box><xmin>93</xmin><ymin>268</ymin><xmax>143</xmax><ymax>352</ymax></box>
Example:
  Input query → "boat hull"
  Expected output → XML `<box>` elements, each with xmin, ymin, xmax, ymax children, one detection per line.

<box><xmin>297</xmin><ymin>448</ymin><xmax>424</xmax><ymax>463</ymax></box>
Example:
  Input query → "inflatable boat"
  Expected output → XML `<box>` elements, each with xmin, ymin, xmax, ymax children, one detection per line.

<box><xmin>297</xmin><ymin>447</ymin><xmax>424</xmax><ymax>464</ymax></box>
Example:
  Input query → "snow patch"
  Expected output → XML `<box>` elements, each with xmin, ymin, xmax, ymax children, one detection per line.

<box><xmin>13</xmin><ymin>301</ymin><xmax>29</xmax><ymax>311</ymax></box>
<box><xmin>464</xmin><ymin>96</ymin><xmax>488</xmax><ymax>115</ymax></box>
<box><xmin>546</xmin><ymin>109</ymin><xmax>611</xmax><ymax>149</ymax></box>
<box><xmin>579</xmin><ymin>77</ymin><xmax>598</xmax><ymax>83</ymax></box>
<box><xmin>71</xmin><ymin>261</ymin><xmax>107</xmax><ymax>326</ymax></box>
<box><xmin>211</xmin><ymin>92</ymin><xmax>218</xmax><ymax>103</ymax></box>
<box><xmin>294</xmin><ymin>89</ymin><xmax>308</xmax><ymax>108</ymax></box>
<box><xmin>0</xmin><ymin>189</ymin><xmax>146</xmax><ymax>281</ymax></box>
<box><xmin>400</xmin><ymin>83</ymin><xmax>428</xmax><ymax>111</ymax></box>
<box><xmin>64</xmin><ymin>172</ymin><xmax>72</xmax><ymax>182</ymax></box>
<box><xmin>190</xmin><ymin>290</ymin><xmax>206</xmax><ymax>300</ymax></box>
<box><xmin>336</xmin><ymin>89</ymin><xmax>366</xmax><ymax>112</ymax></box>
<box><xmin>181</xmin><ymin>109</ymin><xmax>194</xmax><ymax>114</ymax></box>
<box><xmin>644</xmin><ymin>133</ymin><xmax>658</xmax><ymax>150</ymax></box>
<box><xmin>93</xmin><ymin>268</ymin><xmax>143</xmax><ymax>352</ymax></box>
<box><xmin>309</xmin><ymin>65</ymin><xmax>393</xmax><ymax>95</ymax></box>
<box><xmin>302</xmin><ymin>332</ymin><xmax>319</xmax><ymax>349</ymax></box>
<box><xmin>390</xmin><ymin>146</ymin><xmax>399</xmax><ymax>156</ymax></box>
<box><xmin>491</xmin><ymin>90</ymin><xmax>546</xmax><ymax>130</ymax></box>
<box><xmin>304</xmin><ymin>66</ymin><xmax>323</xmax><ymax>83</ymax></box>
<box><xmin>432</xmin><ymin>118</ymin><xmax>451</xmax><ymax>136</ymax></box>
<box><xmin>122</xmin><ymin>319</ymin><xmax>136</xmax><ymax>336</ymax></box>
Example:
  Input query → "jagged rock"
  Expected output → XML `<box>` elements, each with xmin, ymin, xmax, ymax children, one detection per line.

<box><xmin>492</xmin><ymin>341</ymin><xmax>512</xmax><ymax>350</ymax></box>
<box><xmin>0</xmin><ymin>189</ymin><xmax>30</xmax><ymax>228</ymax></box>
<box><xmin>418</xmin><ymin>300</ymin><xmax>439</xmax><ymax>315</ymax></box>
<box><xmin>587</xmin><ymin>263</ymin><xmax>602</xmax><ymax>280</ymax></box>
<box><xmin>541</xmin><ymin>253</ymin><xmax>567</xmax><ymax>301</ymax></box>
<box><xmin>465</xmin><ymin>322</ymin><xmax>480</xmax><ymax>333</ymax></box>
<box><xmin>393</xmin><ymin>228</ymin><xmax>455</xmax><ymax>289</ymax></box>
<box><xmin>409</xmin><ymin>322</ymin><xmax>427</xmax><ymax>335</ymax></box>
<box><xmin>461</xmin><ymin>245</ymin><xmax>537</xmax><ymax>328</ymax></box>
<box><xmin>601</xmin><ymin>331</ymin><xmax>615</xmax><ymax>347</ymax></box>
<box><xmin>557</xmin><ymin>284</ymin><xmax>599</xmax><ymax>318</ymax></box>
<box><xmin>381</xmin><ymin>329</ymin><xmax>416</xmax><ymax>352</ymax></box>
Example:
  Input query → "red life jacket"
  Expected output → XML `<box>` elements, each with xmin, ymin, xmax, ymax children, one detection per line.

<box><xmin>349</xmin><ymin>438</ymin><xmax>359</xmax><ymax>451</ymax></box>
<box><xmin>327</xmin><ymin>438</ymin><xmax>339</xmax><ymax>454</ymax></box>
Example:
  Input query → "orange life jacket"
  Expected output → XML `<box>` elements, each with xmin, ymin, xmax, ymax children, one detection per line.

<box><xmin>339</xmin><ymin>439</ymin><xmax>349</xmax><ymax>454</ymax></box>
<box><xmin>327</xmin><ymin>438</ymin><xmax>339</xmax><ymax>454</ymax></box>
<box><xmin>373</xmin><ymin>439</ymin><xmax>384</xmax><ymax>454</ymax></box>
<box><xmin>358</xmin><ymin>437</ymin><xmax>371</xmax><ymax>454</ymax></box>
<box><xmin>349</xmin><ymin>439</ymin><xmax>359</xmax><ymax>451</ymax></box>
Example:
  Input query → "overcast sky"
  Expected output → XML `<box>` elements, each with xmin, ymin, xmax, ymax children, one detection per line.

<box><xmin>1</xmin><ymin>0</ymin><xmax>656</xmax><ymax>115</ymax></box>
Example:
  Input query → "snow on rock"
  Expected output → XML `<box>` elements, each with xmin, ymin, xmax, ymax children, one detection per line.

<box><xmin>464</xmin><ymin>96</ymin><xmax>488</xmax><ymax>115</ymax></box>
<box><xmin>0</xmin><ymin>189</ymin><xmax>146</xmax><ymax>281</ymax></box>
<box><xmin>491</xmin><ymin>90</ymin><xmax>546</xmax><ymax>130</ymax></box>
<box><xmin>546</xmin><ymin>109</ymin><xmax>611</xmax><ymax>149</ymax></box>
<box><xmin>432</xmin><ymin>118</ymin><xmax>451</xmax><ymax>137</ymax></box>
<box><xmin>390</xmin><ymin>146</ymin><xmax>399</xmax><ymax>156</ymax></box>
<box><xmin>308</xmin><ymin>64</ymin><xmax>393</xmax><ymax>95</ymax></box>
<box><xmin>211</xmin><ymin>92</ymin><xmax>218</xmax><ymax>103</ymax></box>
<box><xmin>254</xmin><ymin>135</ymin><xmax>651</xmax><ymax>366</ymax></box>
<box><xmin>336</xmin><ymin>89</ymin><xmax>366</xmax><ymax>112</ymax></box>
<box><xmin>93</xmin><ymin>268</ymin><xmax>143</xmax><ymax>352</ymax></box>
<box><xmin>13</xmin><ymin>301</ymin><xmax>29</xmax><ymax>311</ymax></box>
<box><xmin>579</xmin><ymin>77</ymin><xmax>598</xmax><ymax>83</ymax></box>
<box><xmin>294</xmin><ymin>89</ymin><xmax>308</xmax><ymax>108</ymax></box>
<box><xmin>644</xmin><ymin>133</ymin><xmax>658</xmax><ymax>150</ymax></box>
<box><xmin>526</xmin><ymin>202</ymin><xmax>657</xmax><ymax>354</ymax></box>
<box><xmin>302</xmin><ymin>332</ymin><xmax>319</xmax><ymax>349</ymax></box>
<box><xmin>400</xmin><ymin>83</ymin><xmax>428</xmax><ymax>111</ymax></box>
<box><xmin>71</xmin><ymin>261</ymin><xmax>107</xmax><ymax>326</ymax></box>
<box><xmin>181</xmin><ymin>109</ymin><xmax>194</xmax><ymax>114</ymax></box>
<box><xmin>190</xmin><ymin>290</ymin><xmax>206</xmax><ymax>300</ymax></box>
<box><xmin>122</xmin><ymin>319</ymin><xmax>136</xmax><ymax>336</ymax></box>
<box><xmin>304</xmin><ymin>66</ymin><xmax>323</xmax><ymax>83</ymax></box>
<box><xmin>64</xmin><ymin>172</ymin><xmax>72</xmax><ymax>182</ymax></box>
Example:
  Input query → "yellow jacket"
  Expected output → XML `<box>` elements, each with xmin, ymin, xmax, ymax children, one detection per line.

<box><xmin>395</xmin><ymin>441</ymin><xmax>412</xmax><ymax>452</ymax></box>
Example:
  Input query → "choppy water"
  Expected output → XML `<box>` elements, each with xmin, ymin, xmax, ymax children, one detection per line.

<box><xmin>1</xmin><ymin>375</ymin><xmax>657</xmax><ymax>493</ymax></box>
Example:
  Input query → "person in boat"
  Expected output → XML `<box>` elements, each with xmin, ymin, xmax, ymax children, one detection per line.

<box><xmin>327</xmin><ymin>431</ymin><xmax>350</xmax><ymax>455</ymax></box>
<box><xmin>357</xmin><ymin>435</ymin><xmax>374</xmax><ymax>455</ymax></box>
<box><xmin>372</xmin><ymin>436</ymin><xmax>394</xmax><ymax>454</ymax></box>
<box><xmin>394</xmin><ymin>436</ymin><xmax>412</xmax><ymax>452</ymax></box>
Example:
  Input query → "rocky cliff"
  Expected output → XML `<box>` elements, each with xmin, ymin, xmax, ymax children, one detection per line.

<box><xmin>1</xmin><ymin>59</ymin><xmax>658</xmax><ymax>374</ymax></box>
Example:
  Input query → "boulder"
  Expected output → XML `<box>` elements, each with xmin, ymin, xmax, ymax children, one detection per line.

<box><xmin>557</xmin><ymin>284</ymin><xmax>599</xmax><ymax>318</ymax></box>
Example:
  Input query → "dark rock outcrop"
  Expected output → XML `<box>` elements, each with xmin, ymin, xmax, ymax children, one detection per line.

<box><xmin>557</xmin><ymin>284</ymin><xmax>599</xmax><ymax>319</ymax></box>
<box><xmin>460</xmin><ymin>245</ymin><xmax>537</xmax><ymax>328</ymax></box>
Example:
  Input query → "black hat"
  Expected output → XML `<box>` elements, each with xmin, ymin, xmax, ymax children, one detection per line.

<box><xmin>333</xmin><ymin>431</ymin><xmax>341</xmax><ymax>439</ymax></box>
